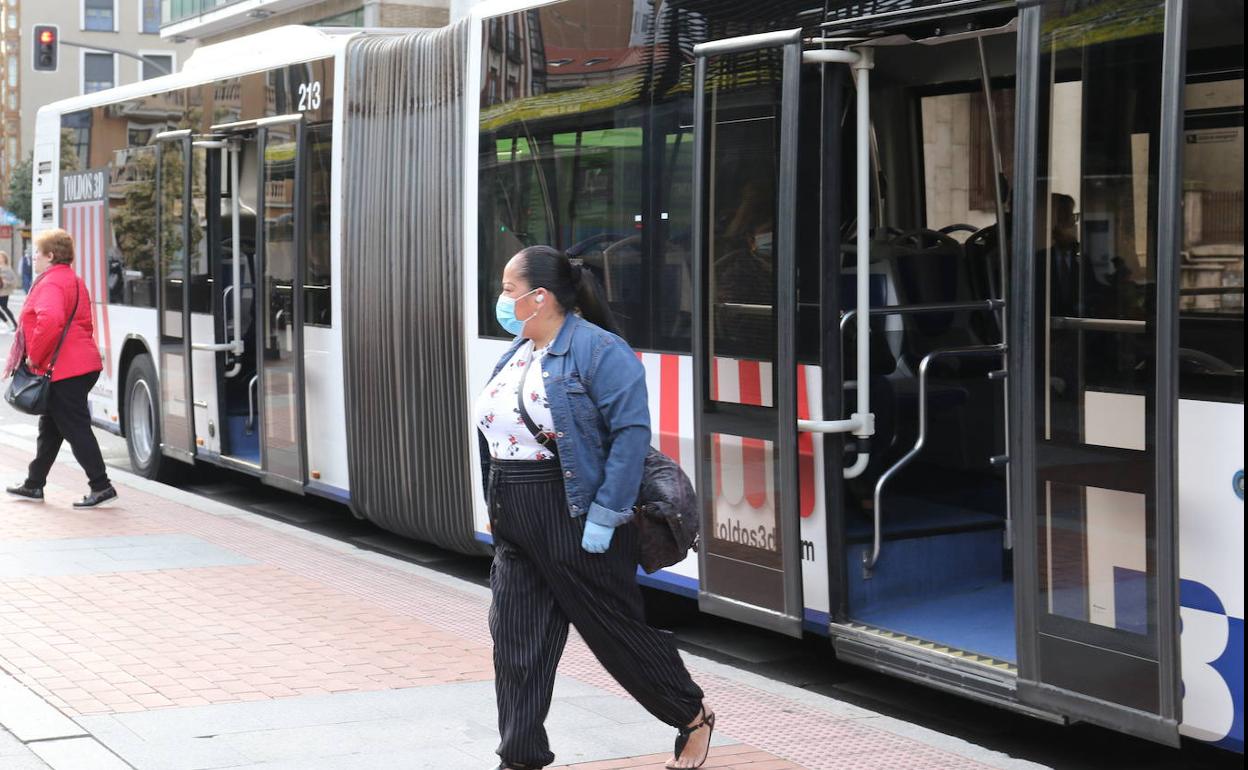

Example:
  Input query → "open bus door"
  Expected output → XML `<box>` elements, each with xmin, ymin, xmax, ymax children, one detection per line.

<box><xmin>254</xmin><ymin>118</ymin><xmax>308</xmax><ymax>493</ymax></box>
<box><xmin>155</xmin><ymin>131</ymin><xmax>195</xmax><ymax>462</ymax></box>
<box><xmin>1009</xmin><ymin>0</ymin><xmax>1182</xmax><ymax>745</ymax></box>
<box><xmin>690</xmin><ymin>30</ymin><xmax>805</xmax><ymax>636</ymax></box>
<box><xmin>154</xmin><ymin>116</ymin><xmax>308</xmax><ymax>492</ymax></box>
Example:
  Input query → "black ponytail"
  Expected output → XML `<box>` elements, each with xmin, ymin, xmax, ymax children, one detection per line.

<box><xmin>515</xmin><ymin>245</ymin><xmax>621</xmax><ymax>336</ymax></box>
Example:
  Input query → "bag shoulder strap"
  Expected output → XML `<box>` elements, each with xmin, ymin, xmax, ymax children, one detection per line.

<box><xmin>34</xmin><ymin>276</ymin><xmax>82</xmax><ymax>377</ymax></box>
<box><xmin>516</xmin><ymin>349</ymin><xmax>559</xmax><ymax>457</ymax></box>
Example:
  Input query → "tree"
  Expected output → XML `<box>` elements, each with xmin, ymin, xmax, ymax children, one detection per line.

<box><xmin>5</xmin><ymin>156</ymin><xmax>32</xmax><ymax>225</ymax></box>
<box><xmin>3</xmin><ymin>133</ymin><xmax>82</xmax><ymax>225</ymax></box>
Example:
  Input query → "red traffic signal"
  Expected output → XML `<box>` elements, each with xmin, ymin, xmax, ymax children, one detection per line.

<box><xmin>33</xmin><ymin>24</ymin><xmax>59</xmax><ymax>73</ymax></box>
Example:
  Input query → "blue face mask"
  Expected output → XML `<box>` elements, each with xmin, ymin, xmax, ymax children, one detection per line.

<box><xmin>495</xmin><ymin>289</ymin><xmax>538</xmax><ymax>336</ymax></box>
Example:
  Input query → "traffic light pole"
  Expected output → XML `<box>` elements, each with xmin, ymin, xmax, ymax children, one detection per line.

<box><xmin>59</xmin><ymin>39</ymin><xmax>173</xmax><ymax>76</ymax></box>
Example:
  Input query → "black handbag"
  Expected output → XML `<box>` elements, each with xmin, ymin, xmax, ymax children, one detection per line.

<box><xmin>632</xmin><ymin>447</ymin><xmax>699</xmax><ymax>574</ymax></box>
<box><xmin>516</xmin><ymin>367</ymin><xmax>699</xmax><ymax>573</ymax></box>
<box><xmin>5</xmin><ymin>283</ymin><xmax>80</xmax><ymax>416</ymax></box>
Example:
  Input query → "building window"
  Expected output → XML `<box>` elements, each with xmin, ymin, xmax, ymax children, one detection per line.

<box><xmin>141</xmin><ymin>52</ymin><xmax>173</xmax><ymax>80</ymax></box>
<box><xmin>83</xmin><ymin>52</ymin><xmax>115</xmax><ymax>93</ymax></box>
<box><xmin>84</xmin><ymin>0</ymin><xmax>115</xmax><ymax>31</ymax></box>
<box><xmin>310</xmin><ymin>8</ymin><xmax>364</xmax><ymax>26</ymax></box>
<box><xmin>141</xmin><ymin>0</ymin><xmax>160</xmax><ymax>33</ymax></box>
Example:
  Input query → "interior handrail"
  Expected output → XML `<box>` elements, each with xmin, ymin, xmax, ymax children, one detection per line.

<box><xmin>864</xmin><ymin>343</ymin><xmax>1006</xmax><ymax>577</ymax></box>
<box><xmin>1050</xmin><ymin>316</ymin><xmax>1147</xmax><ymax>333</ymax></box>
<box><xmin>818</xmin><ymin>300</ymin><xmax>1003</xmax><ymax>474</ymax></box>
<box><xmin>799</xmin><ymin>45</ymin><xmax>877</xmax><ymax>482</ymax></box>
<box><xmin>839</xmin><ymin>299</ymin><xmax>1004</xmax><ymax>332</ymax></box>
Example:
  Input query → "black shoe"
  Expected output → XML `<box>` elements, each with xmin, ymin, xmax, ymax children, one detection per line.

<box><xmin>6</xmin><ymin>484</ymin><xmax>44</xmax><ymax>501</ymax></box>
<box><xmin>73</xmin><ymin>486</ymin><xmax>118</xmax><ymax>508</ymax></box>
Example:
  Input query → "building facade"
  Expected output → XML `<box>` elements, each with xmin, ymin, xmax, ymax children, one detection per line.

<box><xmin>0</xmin><ymin>0</ymin><xmax>195</xmax><ymax>207</ymax></box>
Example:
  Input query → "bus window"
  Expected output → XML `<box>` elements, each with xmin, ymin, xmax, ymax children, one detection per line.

<box><xmin>305</xmin><ymin>123</ymin><xmax>333</xmax><ymax>327</ymax></box>
<box><xmin>1034</xmin><ymin>0</ymin><xmax>1165</xmax><ymax>635</ymax></box>
<box><xmin>704</xmin><ymin>46</ymin><xmax>782</xmax><ymax>370</ymax></box>
<box><xmin>477</xmin><ymin>1</ymin><xmax>663</xmax><ymax>349</ymax></box>
<box><xmin>107</xmin><ymin>140</ymin><xmax>159</xmax><ymax>308</ymax></box>
<box><xmin>1179</xmin><ymin>3</ymin><xmax>1244</xmax><ymax>403</ymax></box>
<box><xmin>189</xmin><ymin>144</ymin><xmax>213</xmax><ymax>314</ymax></box>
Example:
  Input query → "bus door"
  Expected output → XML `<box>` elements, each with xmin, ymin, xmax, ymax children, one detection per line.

<box><xmin>253</xmin><ymin>119</ymin><xmax>308</xmax><ymax>493</ymax></box>
<box><xmin>1010</xmin><ymin>0</ymin><xmax>1181</xmax><ymax>745</ymax></box>
<box><xmin>690</xmin><ymin>31</ymin><xmax>805</xmax><ymax>636</ymax></box>
<box><xmin>155</xmin><ymin>132</ymin><xmax>195</xmax><ymax>462</ymax></box>
<box><xmin>191</xmin><ymin>130</ymin><xmax>259</xmax><ymax>467</ymax></box>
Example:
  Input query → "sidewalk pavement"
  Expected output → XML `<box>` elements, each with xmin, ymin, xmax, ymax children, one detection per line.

<box><xmin>0</xmin><ymin>432</ymin><xmax>1049</xmax><ymax>770</ymax></box>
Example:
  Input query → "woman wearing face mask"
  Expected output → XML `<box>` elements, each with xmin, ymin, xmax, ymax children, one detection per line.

<box><xmin>476</xmin><ymin>245</ymin><xmax>714</xmax><ymax>770</ymax></box>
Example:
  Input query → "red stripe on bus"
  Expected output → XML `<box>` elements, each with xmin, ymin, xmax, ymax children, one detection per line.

<box><xmin>710</xmin><ymin>361</ymin><xmax>722</xmax><ymax>497</ymax></box>
<box><xmin>737</xmin><ymin>360</ymin><xmax>768</xmax><ymax>509</ymax></box>
<box><xmin>659</xmin><ymin>354</ymin><xmax>680</xmax><ymax>464</ymax></box>
<box><xmin>797</xmin><ymin>366</ymin><xmax>815</xmax><ymax>519</ymax></box>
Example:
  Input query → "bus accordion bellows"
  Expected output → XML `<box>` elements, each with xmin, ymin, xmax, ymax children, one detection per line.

<box><xmin>32</xmin><ymin>0</ymin><xmax>1243</xmax><ymax>753</ymax></box>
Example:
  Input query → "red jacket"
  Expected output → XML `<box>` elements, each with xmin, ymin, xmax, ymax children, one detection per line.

<box><xmin>20</xmin><ymin>264</ymin><xmax>102</xmax><ymax>382</ymax></box>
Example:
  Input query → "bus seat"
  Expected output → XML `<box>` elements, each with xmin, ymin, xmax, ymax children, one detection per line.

<box><xmin>962</xmin><ymin>223</ymin><xmax>1005</xmax><ymax>345</ymax></box>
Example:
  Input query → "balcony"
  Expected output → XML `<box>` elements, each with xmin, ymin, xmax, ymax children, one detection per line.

<box><xmin>161</xmin><ymin>0</ymin><xmax>325</xmax><ymax>40</ymax></box>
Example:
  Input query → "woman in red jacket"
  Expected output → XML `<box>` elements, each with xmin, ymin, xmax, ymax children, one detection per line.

<box><xmin>6</xmin><ymin>228</ymin><xmax>116</xmax><ymax>507</ymax></box>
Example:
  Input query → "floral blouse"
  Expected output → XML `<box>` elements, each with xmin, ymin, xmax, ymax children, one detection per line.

<box><xmin>474</xmin><ymin>341</ymin><xmax>556</xmax><ymax>461</ymax></box>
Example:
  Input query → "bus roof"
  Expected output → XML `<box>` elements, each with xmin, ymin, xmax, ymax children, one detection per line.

<box><xmin>35</xmin><ymin>25</ymin><xmax>358</xmax><ymax>120</ymax></box>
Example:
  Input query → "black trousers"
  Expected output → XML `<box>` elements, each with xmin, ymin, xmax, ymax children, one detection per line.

<box><xmin>0</xmin><ymin>296</ymin><xmax>15</xmax><ymax>328</ymax></box>
<box><xmin>488</xmin><ymin>459</ymin><xmax>704</xmax><ymax>768</ymax></box>
<box><xmin>25</xmin><ymin>370</ymin><xmax>111</xmax><ymax>492</ymax></box>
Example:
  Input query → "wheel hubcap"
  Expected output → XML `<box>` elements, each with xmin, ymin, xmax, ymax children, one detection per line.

<box><xmin>129</xmin><ymin>379</ymin><xmax>155</xmax><ymax>466</ymax></box>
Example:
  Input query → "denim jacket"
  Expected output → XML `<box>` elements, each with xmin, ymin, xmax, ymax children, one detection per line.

<box><xmin>479</xmin><ymin>314</ymin><xmax>650</xmax><ymax>528</ymax></box>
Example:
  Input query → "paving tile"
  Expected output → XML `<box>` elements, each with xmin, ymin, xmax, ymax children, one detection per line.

<box><xmin>28</xmin><ymin>737</ymin><xmax>131</xmax><ymax>770</ymax></box>
<box><xmin>0</xmin><ymin>726</ymin><xmax>52</xmax><ymax>770</ymax></box>
<box><xmin>0</xmin><ymin>673</ymin><xmax>86</xmax><ymax>742</ymax></box>
<box><xmin>0</xmin><ymin>534</ymin><xmax>254</xmax><ymax>578</ymax></box>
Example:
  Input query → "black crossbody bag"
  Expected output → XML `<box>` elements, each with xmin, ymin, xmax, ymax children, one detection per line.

<box><xmin>5</xmin><ymin>282</ymin><xmax>80</xmax><ymax>416</ymax></box>
<box><xmin>516</xmin><ymin>359</ymin><xmax>699</xmax><ymax>574</ymax></box>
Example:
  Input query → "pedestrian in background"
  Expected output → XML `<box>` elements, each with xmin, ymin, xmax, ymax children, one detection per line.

<box><xmin>0</xmin><ymin>251</ymin><xmax>18</xmax><ymax>331</ymax></box>
<box><xmin>6</xmin><ymin>228</ymin><xmax>117</xmax><ymax>508</ymax></box>
<box><xmin>21</xmin><ymin>248</ymin><xmax>33</xmax><ymax>293</ymax></box>
<box><xmin>476</xmin><ymin>245</ymin><xmax>715</xmax><ymax>770</ymax></box>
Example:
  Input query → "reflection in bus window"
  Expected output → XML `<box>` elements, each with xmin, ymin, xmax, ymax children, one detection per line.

<box><xmin>108</xmin><ymin>141</ymin><xmax>158</xmax><ymax>308</ymax></box>
<box><xmin>1180</xmin><ymin>1</ymin><xmax>1244</xmax><ymax>403</ymax></box>
<box><xmin>704</xmin><ymin>47</ymin><xmax>781</xmax><ymax>367</ymax></box>
<box><xmin>305</xmin><ymin>124</ymin><xmax>334</xmax><ymax>327</ymax></box>
<box><xmin>477</xmin><ymin>1</ymin><xmax>676</xmax><ymax>350</ymax></box>
<box><xmin>189</xmin><ymin>145</ymin><xmax>213</xmax><ymax>314</ymax></box>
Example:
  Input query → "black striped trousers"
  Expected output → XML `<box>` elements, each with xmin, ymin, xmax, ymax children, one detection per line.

<box><xmin>488</xmin><ymin>459</ymin><xmax>704</xmax><ymax>768</ymax></box>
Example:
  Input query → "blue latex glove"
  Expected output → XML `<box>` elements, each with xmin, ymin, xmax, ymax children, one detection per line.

<box><xmin>581</xmin><ymin>521</ymin><xmax>615</xmax><ymax>553</ymax></box>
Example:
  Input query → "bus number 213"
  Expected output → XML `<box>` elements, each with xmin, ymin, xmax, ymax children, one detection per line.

<box><xmin>298</xmin><ymin>81</ymin><xmax>322</xmax><ymax>112</ymax></box>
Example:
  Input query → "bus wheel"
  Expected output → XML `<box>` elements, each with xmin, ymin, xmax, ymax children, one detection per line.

<box><xmin>124</xmin><ymin>354</ymin><xmax>183</xmax><ymax>482</ymax></box>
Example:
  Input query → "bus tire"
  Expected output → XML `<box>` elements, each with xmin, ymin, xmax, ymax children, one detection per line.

<box><xmin>123</xmin><ymin>354</ymin><xmax>184</xmax><ymax>482</ymax></box>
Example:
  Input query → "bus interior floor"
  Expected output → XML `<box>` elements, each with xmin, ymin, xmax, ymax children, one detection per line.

<box><xmin>852</xmin><ymin>580</ymin><xmax>1017</xmax><ymax>664</ymax></box>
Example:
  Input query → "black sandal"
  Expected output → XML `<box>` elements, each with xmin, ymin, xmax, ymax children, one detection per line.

<box><xmin>665</xmin><ymin>706</ymin><xmax>716</xmax><ymax>769</ymax></box>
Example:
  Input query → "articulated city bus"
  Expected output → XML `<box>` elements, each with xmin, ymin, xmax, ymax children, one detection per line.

<box><xmin>32</xmin><ymin>0</ymin><xmax>1242</xmax><ymax>752</ymax></box>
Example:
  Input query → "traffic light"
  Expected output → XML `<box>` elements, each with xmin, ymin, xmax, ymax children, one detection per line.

<box><xmin>33</xmin><ymin>25</ymin><xmax>59</xmax><ymax>73</ymax></box>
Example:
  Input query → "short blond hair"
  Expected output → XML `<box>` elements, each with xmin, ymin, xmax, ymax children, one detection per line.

<box><xmin>35</xmin><ymin>228</ymin><xmax>75</xmax><ymax>265</ymax></box>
